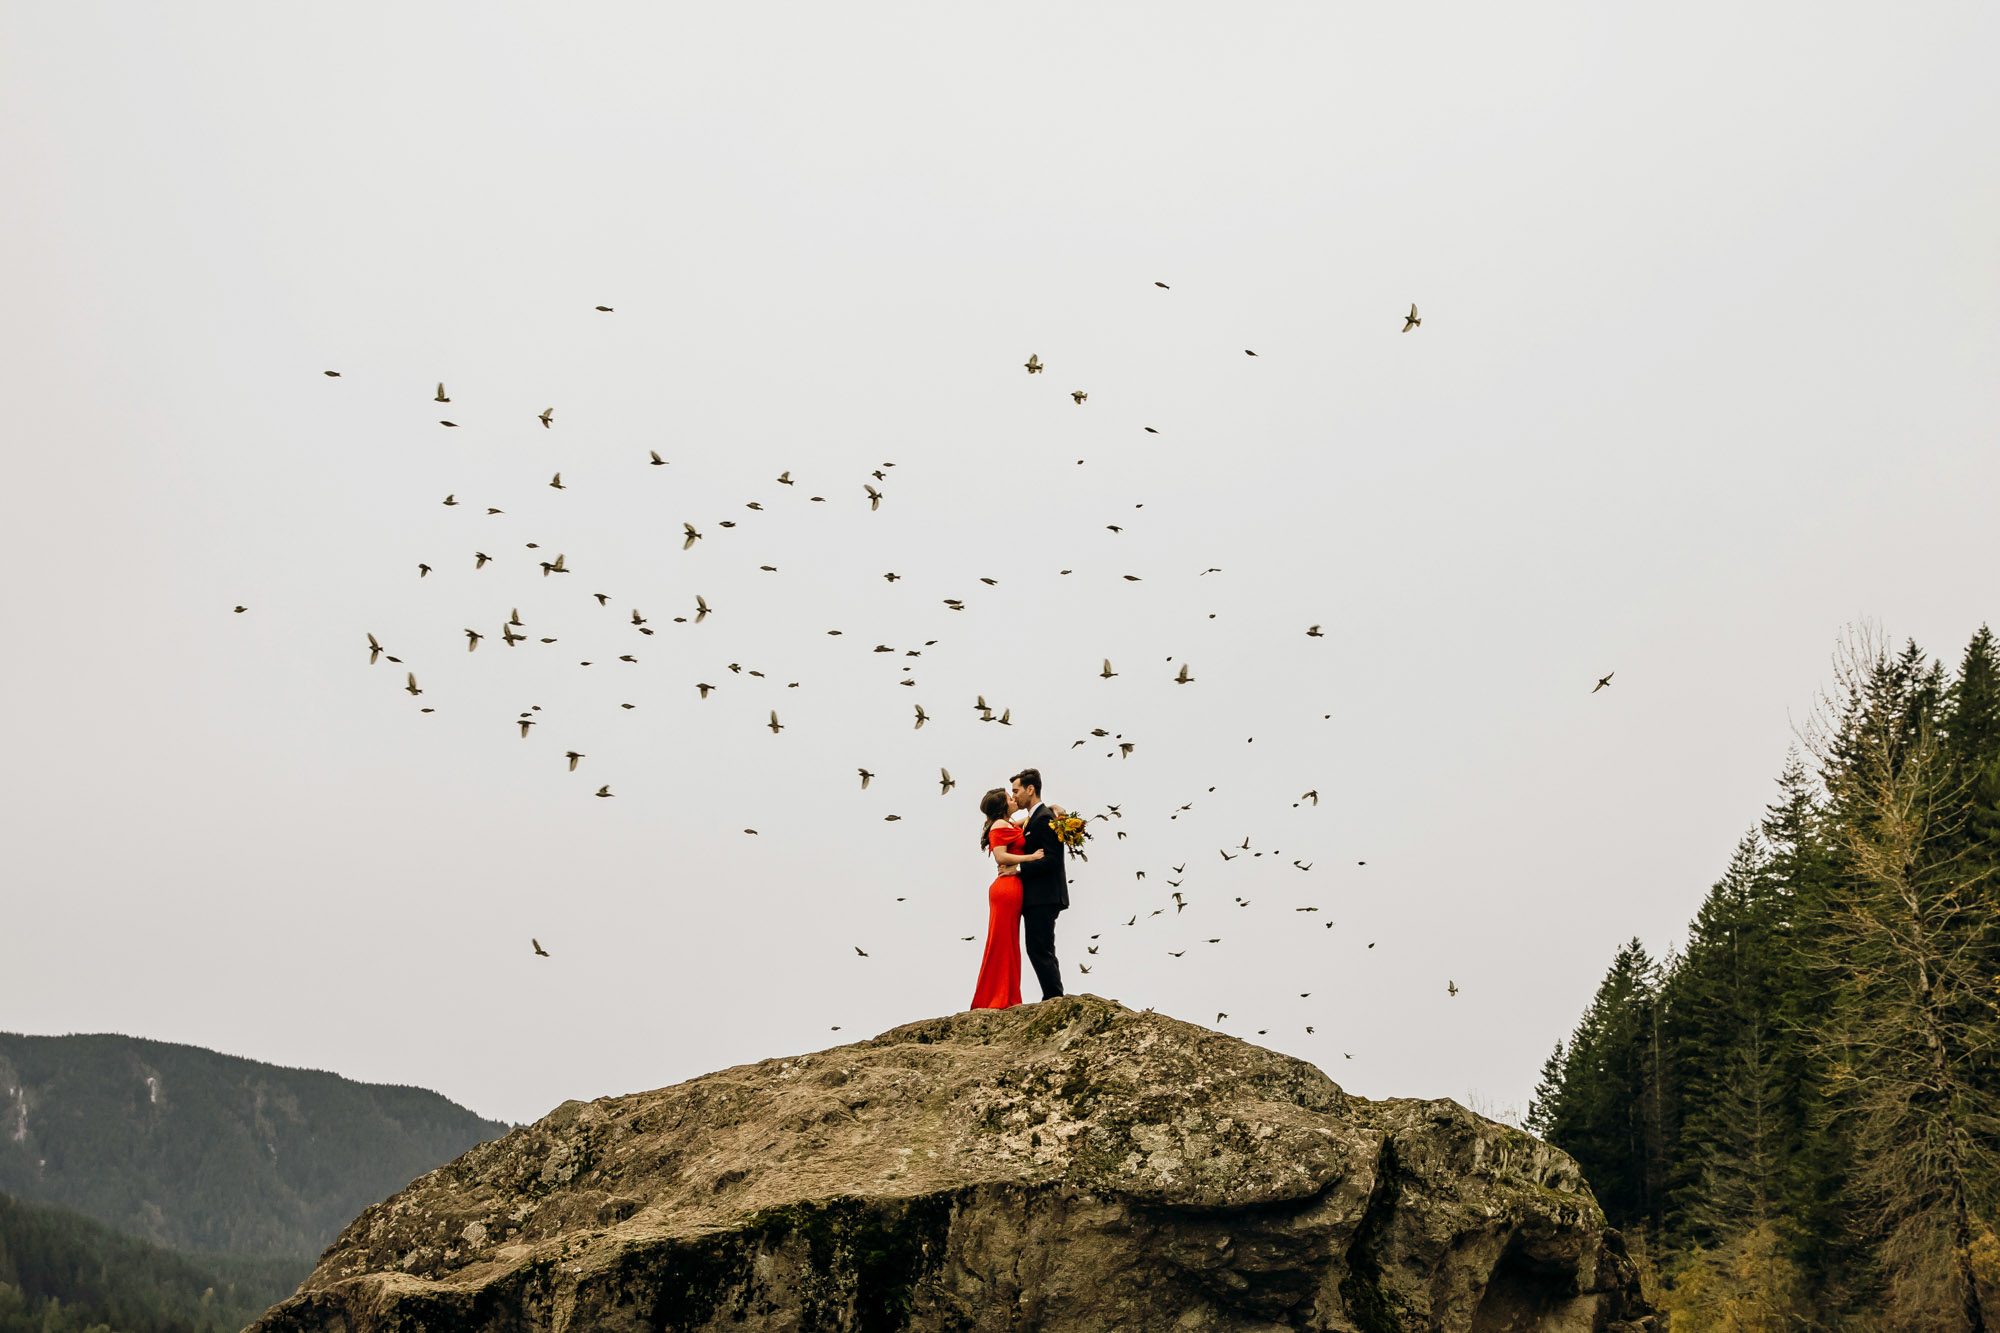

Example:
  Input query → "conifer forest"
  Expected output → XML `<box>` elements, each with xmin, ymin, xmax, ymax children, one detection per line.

<box><xmin>1529</xmin><ymin>625</ymin><xmax>2000</xmax><ymax>1331</ymax></box>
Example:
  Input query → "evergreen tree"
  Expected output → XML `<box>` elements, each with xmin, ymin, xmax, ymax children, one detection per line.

<box><xmin>1661</xmin><ymin>833</ymin><xmax>1791</xmax><ymax>1244</ymax></box>
<box><xmin>1541</xmin><ymin>939</ymin><xmax>1670</xmax><ymax>1231</ymax></box>
<box><xmin>1803</xmin><ymin>632</ymin><xmax>1996</xmax><ymax>1332</ymax></box>
<box><xmin>1943</xmin><ymin>625</ymin><xmax>2000</xmax><ymax>858</ymax></box>
<box><xmin>1524</xmin><ymin>1041</ymin><xmax>1566</xmax><ymax>1139</ymax></box>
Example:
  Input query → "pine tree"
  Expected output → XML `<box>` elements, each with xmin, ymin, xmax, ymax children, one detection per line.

<box><xmin>1525</xmin><ymin>1041</ymin><xmax>1566</xmax><ymax>1139</ymax></box>
<box><xmin>1804</xmin><ymin>631</ymin><xmax>1998</xmax><ymax>1332</ymax></box>
<box><xmin>1943</xmin><ymin>625</ymin><xmax>2000</xmax><ymax>858</ymax></box>
<box><xmin>1542</xmin><ymin>939</ymin><xmax>1671</xmax><ymax>1230</ymax></box>
<box><xmin>1663</xmin><ymin>833</ymin><xmax>1786</xmax><ymax>1244</ymax></box>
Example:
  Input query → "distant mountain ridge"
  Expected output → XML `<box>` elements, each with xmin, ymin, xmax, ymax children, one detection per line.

<box><xmin>0</xmin><ymin>1033</ymin><xmax>508</xmax><ymax>1260</ymax></box>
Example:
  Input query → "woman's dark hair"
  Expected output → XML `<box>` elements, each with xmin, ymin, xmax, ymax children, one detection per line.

<box><xmin>979</xmin><ymin>788</ymin><xmax>1010</xmax><ymax>852</ymax></box>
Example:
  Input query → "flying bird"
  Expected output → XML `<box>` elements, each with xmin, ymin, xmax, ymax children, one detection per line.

<box><xmin>434</xmin><ymin>382</ymin><xmax>449</xmax><ymax>403</ymax></box>
<box><xmin>500</xmin><ymin>625</ymin><xmax>523</xmax><ymax>646</ymax></box>
<box><xmin>1301</xmin><ymin>790</ymin><xmax>1319</xmax><ymax>806</ymax></box>
<box><xmin>465</xmin><ymin>628</ymin><xmax>483</xmax><ymax>652</ymax></box>
<box><xmin>682</xmin><ymin>523</ymin><xmax>701</xmax><ymax>550</ymax></box>
<box><xmin>1592</xmin><ymin>672</ymin><xmax>1615</xmax><ymax>693</ymax></box>
<box><xmin>439</xmin><ymin>421</ymin><xmax>457</xmax><ymax>428</ymax></box>
<box><xmin>914</xmin><ymin>705</ymin><xmax>928</xmax><ymax>730</ymax></box>
<box><xmin>539</xmin><ymin>408</ymin><xmax>554</xmax><ymax>428</ymax></box>
<box><xmin>442</xmin><ymin>494</ymin><xmax>458</xmax><ymax>506</ymax></box>
<box><xmin>595</xmin><ymin>305</ymin><xmax>613</xmax><ymax>311</ymax></box>
<box><xmin>532</xmin><ymin>939</ymin><xmax>548</xmax><ymax>957</ymax></box>
<box><xmin>1402</xmin><ymin>303</ymin><xmax>1421</xmax><ymax>332</ymax></box>
<box><xmin>404</xmin><ymin>673</ymin><xmax>422</xmax><ymax>696</ymax></box>
<box><xmin>854</xmin><ymin>946</ymin><xmax>868</xmax><ymax>957</ymax></box>
<box><xmin>695</xmin><ymin>595</ymin><xmax>710</xmax><ymax>623</ymax></box>
<box><xmin>1071</xmin><ymin>390</ymin><xmax>1087</xmax><ymax>404</ymax></box>
<box><xmin>768</xmin><ymin>711</ymin><xmax>784</xmax><ymax>734</ymax></box>
<box><xmin>939</xmin><ymin>768</ymin><xmax>955</xmax><ymax>795</ymax></box>
<box><xmin>1174</xmin><ymin>663</ymin><xmax>1194</xmax><ymax>685</ymax></box>
<box><xmin>566</xmin><ymin>751</ymin><xmax>583</xmax><ymax>771</ymax></box>
<box><xmin>323</xmin><ymin>370</ymin><xmax>340</xmax><ymax>376</ymax></box>
<box><xmin>1306</xmin><ymin>625</ymin><xmax>1323</xmax><ymax>637</ymax></box>
<box><xmin>549</xmin><ymin>472</ymin><xmax>565</xmax><ymax>489</ymax></box>
<box><xmin>474</xmin><ymin>551</ymin><xmax>491</xmax><ymax>568</ymax></box>
<box><xmin>1100</xmin><ymin>659</ymin><xmax>1117</xmax><ymax>679</ymax></box>
<box><xmin>1024</xmin><ymin>353</ymin><xmax>1043</xmax><ymax>374</ymax></box>
<box><xmin>595</xmin><ymin>785</ymin><xmax>613</xmax><ymax>797</ymax></box>
<box><xmin>858</xmin><ymin>769</ymin><xmax>874</xmax><ymax>790</ymax></box>
<box><xmin>864</xmin><ymin>485</ymin><xmax>882</xmax><ymax>511</ymax></box>
<box><xmin>517</xmin><ymin>719</ymin><xmax>535</xmax><ymax>738</ymax></box>
<box><xmin>776</xmin><ymin>470</ymin><xmax>793</xmax><ymax>484</ymax></box>
<box><xmin>696</xmin><ymin>683</ymin><xmax>715</xmax><ymax>698</ymax></box>
<box><xmin>417</xmin><ymin>563</ymin><xmax>432</xmax><ymax>577</ymax></box>
<box><xmin>366</xmin><ymin>633</ymin><xmax>384</xmax><ymax>664</ymax></box>
<box><xmin>1448</xmin><ymin>981</ymin><xmax>1459</xmax><ymax>997</ymax></box>
<box><xmin>1244</xmin><ymin>349</ymin><xmax>1257</xmax><ymax>356</ymax></box>
<box><xmin>650</xmin><ymin>451</ymin><xmax>668</xmax><ymax>466</ymax></box>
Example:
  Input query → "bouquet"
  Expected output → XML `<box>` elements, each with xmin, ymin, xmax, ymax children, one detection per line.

<box><xmin>1050</xmin><ymin>809</ymin><xmax>1092</xmax><ymax>862</ymax></box>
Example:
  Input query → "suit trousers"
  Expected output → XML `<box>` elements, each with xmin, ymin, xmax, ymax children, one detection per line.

<box><xmin>1022</xmin><ymin>903</ymin><xmax>1064</xmax><ymax>1000</ymax></box>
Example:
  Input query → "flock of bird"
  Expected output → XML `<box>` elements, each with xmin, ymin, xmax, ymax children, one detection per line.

<box><xmin>274</xmin><ymin>292</ymin><xmax>1622</xmax><ymax>1057</ymax></box>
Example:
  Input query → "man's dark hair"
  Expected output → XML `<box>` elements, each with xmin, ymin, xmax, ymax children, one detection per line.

<box><xmin>1011</xmin><ymin>768</ymin><xmax>1042</xmax><ymax>797</ymax></box>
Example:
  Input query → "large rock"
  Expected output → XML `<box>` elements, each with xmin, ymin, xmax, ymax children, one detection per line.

<box><xmin>251</xmin><ymin>997</ymin><xmax>1653</xmax><ymax>1332</ymax></box>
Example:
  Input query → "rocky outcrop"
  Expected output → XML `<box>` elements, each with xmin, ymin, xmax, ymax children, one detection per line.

<box><xmin>250</xmin><ymin>997</ymin><xmax>1653</xmax><ymax>1332</ymax></box>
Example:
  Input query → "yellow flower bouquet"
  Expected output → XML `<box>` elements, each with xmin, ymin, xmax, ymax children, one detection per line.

<box><xmin>1051</xmin><ymin>811</ymin><xmax>1092</xmax><ymax>861</ymax></box>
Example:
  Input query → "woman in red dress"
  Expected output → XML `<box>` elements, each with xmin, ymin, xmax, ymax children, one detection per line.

<box><xmin>970</xmin><ymin>786</ymin><xmax>1044</xmax><ymax>1010</ymax></box>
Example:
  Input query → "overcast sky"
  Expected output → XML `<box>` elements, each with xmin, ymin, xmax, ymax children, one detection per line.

<box><xmin>2</xmin><ymin>5</ymin><xmax>1995</xmax><ymax>1129</ymax></box>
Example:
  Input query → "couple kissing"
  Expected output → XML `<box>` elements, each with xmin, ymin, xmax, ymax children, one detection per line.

<box><xmin>969</xmin><ymin>767</ymin><xmax>1070</xmax><ymax>1011</ymax></box>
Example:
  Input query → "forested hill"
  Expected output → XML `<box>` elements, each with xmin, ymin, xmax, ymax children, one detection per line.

<box><xmin>0</xmin><ymin>1189</ymin><xmax>304</xmax><ymax>1333</ymax></box>
<box><xmin>1526</xmin><ymin>625</ymin><xmax>2000</xmax><ymax>1331</ymax></box>
<box><xmin>0</xmin><ymin>1033</ymin><xmax>508</xmax><ymax>1260</ymax></box>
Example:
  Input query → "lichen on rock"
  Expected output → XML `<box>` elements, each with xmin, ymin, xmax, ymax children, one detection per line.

<box><xmin>249</xmin><ymin>996</ymin><xmax>1654</xmax><ymax>1332</ymax></box>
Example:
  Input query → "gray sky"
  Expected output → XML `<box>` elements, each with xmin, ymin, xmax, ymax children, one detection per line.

<box><xmin>3</xmin><ymin>4</ymin><xmax>1995</xmax><ymax>1128</ymax></box>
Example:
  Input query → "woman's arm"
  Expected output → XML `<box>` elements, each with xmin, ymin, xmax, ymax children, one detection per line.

<box><xmin>992</xmin><ymin>845</ymin><xmax>1044</xmax><ymax>866</ymax></box>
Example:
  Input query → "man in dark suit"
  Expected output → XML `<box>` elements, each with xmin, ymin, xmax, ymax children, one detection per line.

<box><xmin>1010</xmin><ymin>767</ymin><xmax>1068</xmax><ymax>1000</ymax></box>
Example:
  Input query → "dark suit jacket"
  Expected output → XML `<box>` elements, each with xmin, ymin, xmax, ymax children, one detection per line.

<box><xmin>1017</xmin><ymin>805</ymin><xmax>1070</xmax><ymax>910</ymax></box>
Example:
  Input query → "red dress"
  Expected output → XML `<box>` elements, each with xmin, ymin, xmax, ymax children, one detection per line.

<box><xmin>970</xmin><ymin>825</ymin><xmax>1025</xmax><ymax>1010</ymax></box>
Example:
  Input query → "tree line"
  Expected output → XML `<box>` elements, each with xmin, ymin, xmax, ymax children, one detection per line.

<box><xmin>0</xmin><ymin>1190</ymin><xmax>304</xmax><ymax>1333</ymax></box>
<box><xmin>1528</xmin><ymin>624</ymin><xmax>2000</xmax><ymax>1332</ymax></box>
